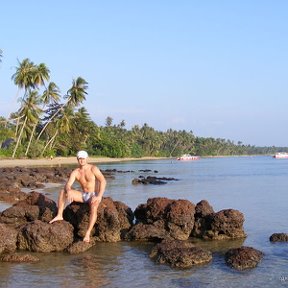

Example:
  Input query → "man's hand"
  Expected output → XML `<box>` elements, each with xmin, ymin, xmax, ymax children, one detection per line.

<box><xmin>91</xmin><ymin>195</ymin><xmax>102</xmax><ymax>205</ymax></box>
<box><xmin>66</xmin><ymin>189</ymin><xmax>73</xmax><ymax>203</ymax></box>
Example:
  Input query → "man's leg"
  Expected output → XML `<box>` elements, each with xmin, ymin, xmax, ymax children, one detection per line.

<box><xmin>49</xmin><ymin>189</ymin><xmax>66</xmax><ymax>223</ymax></box>
<box><xmin>83</xmin><ymin>201</ymin><xmax>99</xmax><ymax>242</ymax></box>
<box><xmin>50</xmin><ymin>189</ymin><xmax>83</xmax><ymax>224</ymax></box>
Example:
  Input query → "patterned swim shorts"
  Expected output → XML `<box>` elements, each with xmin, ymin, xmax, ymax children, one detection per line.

<box><xmin>82</xmin><ymin>192</ymin><xmax>95</xmax><ymax>203</ymax></box>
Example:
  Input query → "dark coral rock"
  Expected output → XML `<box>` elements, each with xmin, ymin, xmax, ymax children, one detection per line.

<box><xmin>0</xmin><ymin>191</ymin><xmax>57</xmax><ymax>228</ymax></box>
<box><xmin>63</xmin><ymin>197</ymin><xmax>134</xmax><ymax>242</ymax></box>
<box><xmin>269</xmin><ymin>233</ymin><xmax>288</xmax><ymax>242</ymax></box>
<box><xmin>192</xmin><ymin>209</ymin><xmax>246</xmax><ymax>240</ymax></box>
<box><xmin>225</xmin><ymin>246</ymin><xmax>264</xmax><ymax>270</ymax></box>
<box><xmin>17</xmin><ymin>220</ymin><xmax>74</xmax><ymax>252</ymax></box>
<box><xmin>0</xmin><ymin>223</ymin><xmax>18</xmax><ymax>255</ymax></box>
<box><xmin>0</xmin><ymin>253</ymin><xmax>40</xmax><ymax>263</ymax></box>
<box><xmin>126</xmin><ymin>197</ymin><xmax>195</xmax><ymax>241</ymax></box>
<box><xmin>66</xmin><ymin>240</ymin><xmax>95</xmax><ymax>254</ymax></box>
<box><xmin>150</xmin><ymin>239</ymin><xmax>212</xmax><ymax>268</ymax></box>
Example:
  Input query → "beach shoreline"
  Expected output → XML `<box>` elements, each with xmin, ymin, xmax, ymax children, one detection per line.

<box><xmin>0</xmin><ymin>156</ymin><xmax>167</xmax><ymax>168</ymax></box>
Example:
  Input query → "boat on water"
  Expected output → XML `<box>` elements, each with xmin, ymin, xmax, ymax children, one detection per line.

<box><xmin>177</xmin><ymin>154</ymin><xmax>200</xmax><ymax>161</ymax></box>
<box><xmin>273</xmin><ymin>152</ymin><xmax>288</xmax><ymax>159</ymax></box>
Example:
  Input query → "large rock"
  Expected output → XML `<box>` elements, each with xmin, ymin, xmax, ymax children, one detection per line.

<box><xmin>17</xmin><ymin>220</ymin><xmax>74</xmax><ymax>252</ymax></box>
<box><xmin>0</xmin><ymin>253</ymin><xmax>40</xmax><ymax>263</ymax></box>
<box><xmin>0</xmin><ymin>191</ymin><xmax>57</xmax><ymax>228</ymax></box>
<box><xmin>194</xmin><ymin>200</ymin><xmax>215</xmax><ymax>218</ymax></box>
<box><xmin>269</xmin><ymin>233</ymin><xmax>288</xmax><ymax>242</ymax></box>
<box><xmin>66</xmin><ymin>240</ymin><xmax>95</xmax><ymax>254</ymax></box>
<box><xmin>0</xmin><ymin>223</ymin><xmax>18</xmax><ymax>254</ymax></box>
<box><xmin>63</xmin><ymin>197</ymin><xmax>134</xmax><ymax>242</ymax></box>
<box><xmin>123</xmin><ymin>221</ymin><xmax>170</xmax><ymax>241</ymax></box>
<box><xmin>225</xmin><ymin>246</ymin><xmax>264</xmax><ymax>270</ymax></box>
<box><xmin>125</xmin><ymin>197</ymin><xmax>195</xmax><ymax>241</ymax></box>
<box><xmin>150</xmin><ymin>239</ymin><xmax>212</xmax><ymax>268</ymax></box>
<box><xmin>191</xmin><ymin>200</ymin><xmax>214</xmax><ymax>237</ymax></box>
<box><xmin>192</xmin><ymin>208</ymin><xmax>246</xmax><ymax>240</ymax></box>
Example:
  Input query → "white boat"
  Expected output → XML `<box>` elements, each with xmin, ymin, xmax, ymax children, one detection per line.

<box><xmin>273</xmin><ymin>152</ymin><xmax>288</xmax><ymax>159</ymax></box>
<box><xmin>177</xmin><ymin>154</ymin><xmax>200</xmax><ymax>161</ymax></box>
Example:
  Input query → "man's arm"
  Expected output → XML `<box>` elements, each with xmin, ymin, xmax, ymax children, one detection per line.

<box><xmin>92</xmin><ymin>166</ymin><xmax>106</xmax><ymax>200</ymax></box>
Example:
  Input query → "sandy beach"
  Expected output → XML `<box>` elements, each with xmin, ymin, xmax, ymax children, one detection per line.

<box><xmin>0</xmin><ymin>156</ymin><xmax>164</xmax><ymax>168</ymax></box>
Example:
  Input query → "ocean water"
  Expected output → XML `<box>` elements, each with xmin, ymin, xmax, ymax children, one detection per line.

<box><xmin>1</xmin><ymin>156</ymin><xmax>288</xmax><ymax>288</ymax></box>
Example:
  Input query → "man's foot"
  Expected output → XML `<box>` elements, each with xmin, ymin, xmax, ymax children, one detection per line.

<box><xmin>83</xmin><ymin>233</ymin><xmax>90</xmax><ymax>243</ymax></box>
<box><xmin>49</xmin><ymin>216</ymin><xmax>63</xmax><ymax>224</ymax></box>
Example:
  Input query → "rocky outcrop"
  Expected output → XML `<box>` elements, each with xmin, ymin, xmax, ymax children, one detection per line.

<box><xmin>63</xmin><ymin>197</ymin><xmax>134</xmax><ymax>242</ymax></box>
<box><xmin>66</xmin><ymin>240</ymin><xmax>94</xmax><ymax>254</ymax></box>
<box><xmin>0</xmin><ymin>223</ymin><xmax>18</xmax><ymax>254</ymax></box>
<box><xmin>132</xmin><ymin>176</ymin><xmax>178</xmax><ymax>185</ymax></box>
<box><xmin>17</xmin><ymin>220</ymin><xmax>74</xmax><ymax>252</ymax></box>
<box><xmin>0</xmin><ymin>167</ymin><xmax>71</xmax><ymax>203</ymax></box>
<box><xmin>0</xmin><ymin>191</ymin><xmax>134</xmax><ymax>253</ymax></box>
<box><xmin>150</xmin><ymin>239</ymin><xmax>212</xmax><ymax>268</ymax></box>
<box><xmin>0</xmin><ymin>253</ymin><xmax>40</xmax><ymax>263</ymax></box>
<box><xmin>0</xmin><ymin>191</ymin><xmax>57</xmax><ymax>228</ymax></box>
<box><xmin>125</xmin><ymin>197</ymin><xmax>195</xmax><ymax>241</ymax></box>
<box><xmin>192</xmin><ymin>208</ymin><xmax>246</xmax><ymax>240</ymax></box>
<box><xmin>269</xmin><ymin>233</ymin><xmax>288</xmax><ymax>242</ymax></box>
<box><xmin>125</xmin><ymin>198</ymin><xmax>246</xmax><ymax>242</ymax></box>
<box><xmin>192</xmin><ymin>200</ymin><xmax>214</xmax><ymax>237</ymax></box>
<box><xmin>0</xmin><ymin>189</ymin><xmax>248</xmax><ymax>272</ymax></box>
<box><xmin>225</xmin><ymin>246</ymin><xmax>264</xmax><ymax>270</ymax></box>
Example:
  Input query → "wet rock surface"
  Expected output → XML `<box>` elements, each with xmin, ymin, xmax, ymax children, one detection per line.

<box><xmin>225</xmin><ymin>246</ymin><xmax>264</xmax><ymax>270</ymax></box>
<box><xmin>192</xmin><ymin>208</ymin><xmax>246</xmax><ymax>240</ymax></box>
<box><xmin>150</xmin><ymin>239</ymin><xmax>212</xmax><ymax>268</ymax></box>
<box><xmin>125</xmin><ymin>197</ymin><xmax>195</xmax><ymax>241</ymax></box>
<box><xmin>132</xmin><ymin>176</ymin><xmax>178</xmax><ymax>185</ymax></box>
<box><xmin>0</xmin><ymin>252</ymin><xmax>40</xmax><ymax>263</ymax></box>
<box><xmin>0</xmin><ymin>191</ymin><xmax>57</xmax><ymax>228</ymax></box>
<box><xmin>64</xmin><ymin>197</ymin><xmax>134</xmax><ymax>242</ymax></box>
<box><xmin>269</xmin><ymin>233</ymin><xmax>288</xmax><ymax>242</ymax></box>
<box><xmin>0</xmin><ymin>223</ymin><xmax>18</xmax><ymax>254</ymax></box>
<box><xmin>17</xmin><ymin>220</ymin><xmax>74</xmax><ymax>252</ymax></box>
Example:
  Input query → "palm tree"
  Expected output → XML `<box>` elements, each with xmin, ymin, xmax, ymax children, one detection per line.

<box><xmin>37</xmin><ymin>77</ymin><xmax>88</xmax><ymax>141</ymax></box>
<box><xmin>24</xmin><ymin>66</ymin><xmax>53</xmax><ymax>156</ymax></box>
<box><xmin>12</xmin><ymin>90</ymin><xmax>42</xmax><ymax>158</ymax></box>
<box><xmin>25</xmin><ymin>81</ymin><xmax>61</xmax><ymax>155</ymax></box>
<box><xmin>11</xmin><ymin>58</ymin><xmax>36</xmax><ymax>98</ymax></box>
<box><xmin>41</xmin><ymin>82</ymin><xmax>61</xmax><ymax>105</ymax></box>
<box><xmin>11</xmin><ymin>59</ymin><xmax>36</xmax><ymax>140</ymax></box>
<box><xmin>0</xmin><ymin>49</ymin><xmax>3</xmax><ymax>63</ymax></box>
<box><xmin>41</xmin><ymin>106</ymin><xmax>74</xmax><ymax>156</ymax></box>
<box><xmin>11</xmin><ymin>59</ymin><xmax>51</xmax><ymax>157</ymax></box>
<box><xmin>68</xmin><ymin>107</ymin><xmax>91</xmax><ymax>150</ymax></box>
<box><xmin>11</xmin><ymin>59</ymin><xmax>36</xmax><ymax>157</ymax></box>
<box><xmin>66</xmin><ymin>77</ymin><xmax>88</xmax><ymax>107</ymax></box>
<box><xmin>33</xmin><ymin>63</ymin><xmax>50</xmax><ymax>88</ymax></box>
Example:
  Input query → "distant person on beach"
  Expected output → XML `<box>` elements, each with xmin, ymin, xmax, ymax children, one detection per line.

<box><xmin>49</xmin><ymin>150</ymin><xmax>106</xmax><ymax>243</ymax></box>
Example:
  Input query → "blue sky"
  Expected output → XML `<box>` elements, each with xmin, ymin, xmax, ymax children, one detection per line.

<box><xmin>1</xmin><ymin>0</ymin><xmax>288</xmax><ymax>146</ymax></box>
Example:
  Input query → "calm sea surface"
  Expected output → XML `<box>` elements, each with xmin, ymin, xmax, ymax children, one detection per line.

<box><xmin>1</xmin><ymin>156</ymin><xmax>288</xmax><ymax>288</ymax></box>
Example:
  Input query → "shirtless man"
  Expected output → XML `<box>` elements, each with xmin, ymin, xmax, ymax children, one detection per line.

<box><xmin>49</xmin><ymin>150</ymin><xmax>106</xmax><ymax>243</ymax></box>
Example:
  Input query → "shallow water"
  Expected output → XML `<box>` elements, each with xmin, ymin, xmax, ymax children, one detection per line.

<box><xmin>1</xmin><ymin>156</ymin><xmax>288</xmax><ymax>288</ymax></box>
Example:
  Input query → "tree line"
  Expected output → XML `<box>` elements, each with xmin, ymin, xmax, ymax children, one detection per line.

<box><xmin>0</xmin><ymin>57</ymin><xmax>285</xmax><ymax>159</ymax></box>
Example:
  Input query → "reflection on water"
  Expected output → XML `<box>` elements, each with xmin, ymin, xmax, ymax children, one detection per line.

<box><xmin>1</xmin><ymin>157</ymin><xmax>288</xmax><ymax>287</ymax></box>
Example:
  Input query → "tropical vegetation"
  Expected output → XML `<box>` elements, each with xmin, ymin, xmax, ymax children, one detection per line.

<box><xmin>0</xmin><ymin>56</ymin><xmax>286</xmax><ymax>159</ymax></box>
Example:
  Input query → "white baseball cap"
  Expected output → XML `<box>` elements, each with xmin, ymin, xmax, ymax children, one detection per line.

<box><xmin>77</xmin><ymin>150</ymin><xmax>88</xmax><ymax>159</ymax></box>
